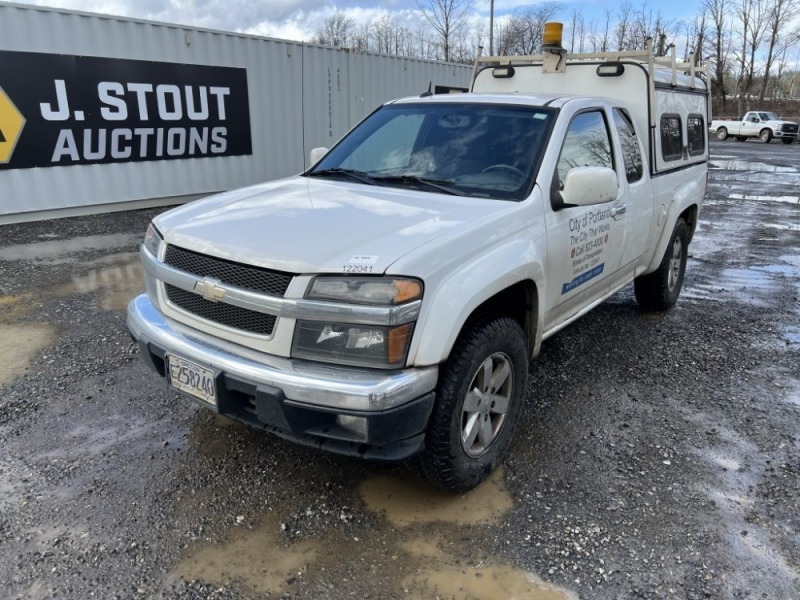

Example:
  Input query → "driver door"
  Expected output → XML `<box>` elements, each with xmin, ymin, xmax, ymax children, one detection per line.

<box><xmin>741</xmin><ymin>114</ymin><xmax>760</xmax><ymax>136</ymax></box>
<box><xmin>543</xmin><ymin>108</ymin><xmax>628</xmax><ymax>330</ymax></box>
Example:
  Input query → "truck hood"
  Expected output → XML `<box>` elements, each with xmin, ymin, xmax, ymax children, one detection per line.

<box><xmin>155</xmin><ymin>177</ymin><xmax>516</xmax><ymax>274</ymax></box>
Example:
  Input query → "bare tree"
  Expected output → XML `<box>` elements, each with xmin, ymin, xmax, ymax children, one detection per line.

<box><xmin>315</xmin><ymin>11</ymin><xmax>355</xmax><ymax>47</ymax></box>
<box><xmin>592</xmin><ymin>10</ymin><xmax>613</xmax><ymax>52</ymax></box>
<box><xmin>415</xmin><ymin>0</ymin><xmax>475</xmax><ymax>61</ymax></box>
<box><xmin>684</xmin><ymin>12</ymin><xmax>708</xmax><ymax>65</ymax></box>
<box><xmin>352</xmin><ymin>20</ymin><xmax>373</xmax><ymax>52</ymax></box>
<box><xmin>615</xmin><ymin>1</ymin><xmax>634</xmax><ymax>51</ymax></box>
<box><xmin>702</xmin><ymin>0</ymin><xmax>732</xmax><ymax>108</ymax></box>
<box><xmin>733</xmin><ymin>0</ymin><xmax>770</xmax><ymax>113</ymax></box>
<box><xmin>759</xmin><ymin>0</ymin><xmax>800</xmax><ymax>100</ymax></box>
<box><xmin>493</xmin><ymin>3</ymin><xmax>563</xmax><ymax>55</ymax></box>
<box><xmin>567</xmin><ymin>7</ymin><xmax>584</xmax><ymax>52</ymax></box>
<box><xmin>630</xmin><ymin>6</ymin><xmax>678</xmax><ymax>54</ymax></box>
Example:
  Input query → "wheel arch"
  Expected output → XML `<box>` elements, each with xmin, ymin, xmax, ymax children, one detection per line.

<box><xmin>458</xmin><ymin>279</ymin><xmax>539</xmax><ymax>358</ymax></box>
<box><xmin>646</xmin><ymin>203</ymin><xmax>698</xmax><ymax>273</ymax></box>
<box><xmin>681</xmin><ymin>203</ymin><xmax>700</xmax><ymax>243</ymax></box>
<box><xmin>645</xmin><ymin>168</ymin><xmax>705</xmax><ymax>274</ymax></box>
<box><xmin>408</xmin><ymin>244</ymin><xmax>545</xmax><ymax>367</ymax></box>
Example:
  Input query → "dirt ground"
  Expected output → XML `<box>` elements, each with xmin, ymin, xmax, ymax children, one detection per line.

<box><xmin>0</xmin><ymin>139</ymin><xmax>798</xmax><ymax>600</ymax></box>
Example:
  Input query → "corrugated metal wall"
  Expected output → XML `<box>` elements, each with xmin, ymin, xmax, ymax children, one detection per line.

<box><xmin>0</xmin><ymin>2</ymin><xmax>471</xmax><ymax>221</ymax></box>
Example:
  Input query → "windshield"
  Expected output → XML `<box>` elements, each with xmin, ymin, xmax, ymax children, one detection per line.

<box><xmin>759</xmin><ymin>112</ymin><xmax>780</xmax><ymax>121</ymax></box>
<box><xmin>307</xmin><ymin>103</ymin><xmax>555</xmax><ymax>201</ymax></box>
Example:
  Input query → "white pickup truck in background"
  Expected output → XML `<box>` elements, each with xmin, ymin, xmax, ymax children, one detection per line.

<box><xmin>710</xmin><ymin>111</ymin><xmax>799</xmax><ymax>144</ymax></box>
<box><xmin>128</xmin><ymin>28</ymin><xmax>710</xmax><ymax>491</ymax></box>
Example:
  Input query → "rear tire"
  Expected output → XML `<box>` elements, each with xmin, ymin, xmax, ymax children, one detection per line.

<box><xmin>634</xmin><ymin>219</ymin><xmax>689</xmax><ymax>312</ymax></box>
<box><xmin>419</xmin><ymin>316</ymin><xmax>528</xmax><ymax>492</ymax></box>
<box><xmin>760</xmin><ymin>129</ymin><xmax>773</xmax><ymax>143</ymax></box>
<box><xmin>716</xmin><ymin>128</ymin><xmax>728</xmax><ymax>141</ymax></box>
<box><xmin>736</xmin><ymin>136</ymin><xmax>747</xmax><ymax>142</ymax></box>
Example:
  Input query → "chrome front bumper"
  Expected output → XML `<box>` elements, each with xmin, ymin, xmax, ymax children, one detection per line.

<box><xmin>126</xmin><ymin>294</ymin><xmax>438</xmax><ymax>412</ymax></box>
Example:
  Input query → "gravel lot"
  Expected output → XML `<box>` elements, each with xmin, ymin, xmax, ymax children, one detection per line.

<box><xmin>0</xmin><ymin>140</ymin><xmax>798</xmax><ymax>600</ymax></box>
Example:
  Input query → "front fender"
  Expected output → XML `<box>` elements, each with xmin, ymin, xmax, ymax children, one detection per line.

<box><xmin>408</xmin><ymin>239</ymin><xmax>546</xmax><ymax>366</ymax></box>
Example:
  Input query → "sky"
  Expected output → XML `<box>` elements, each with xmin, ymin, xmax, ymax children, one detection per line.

<box><xmin>9</xmin><ymin>0</ymin><xmax>705</xmax><ymax>48</ymax></box>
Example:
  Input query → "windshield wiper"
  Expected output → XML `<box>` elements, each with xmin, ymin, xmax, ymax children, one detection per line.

<box><xmin>372</xmin><ymin>175</ymin><xmax>462</xmax><ymax>196</ymax></box>
<box><xmin>307</xmin><ymin>168</ymin><xmax>376</xmax><ymax>185</ymax></box>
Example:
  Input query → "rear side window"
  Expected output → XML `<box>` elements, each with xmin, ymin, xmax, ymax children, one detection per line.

<box><xmin>660</xmin><ymin>115</ymin><xmax>682</xmax><ymax>161</ymax></box>
<box><xmin>613</xmin><ymin>108</ymin><xmax>643</xmax><ymax>182</ymax></box>
<box><xmin>687</xmin><ymin>114</ymin><xmax>705</xmax><ymax>156</ymax></box>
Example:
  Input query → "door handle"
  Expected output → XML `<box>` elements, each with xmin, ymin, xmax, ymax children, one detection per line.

<box><xmin>610</xmin><ymin>203</ymin><xmax>627</xmax><ymax>219</ymax></box>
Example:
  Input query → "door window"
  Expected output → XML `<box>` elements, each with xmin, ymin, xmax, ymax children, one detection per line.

<box><xmin>557</xmin><ymin>111</ymin><xmax>613</xmax><ymax>186</ymax></box>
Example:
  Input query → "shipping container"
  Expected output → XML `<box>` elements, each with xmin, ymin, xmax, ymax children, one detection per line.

<box><xmin>0</xmin><ymin>2</ymin><xmax>471</xmax><ymax>222</ymax></box>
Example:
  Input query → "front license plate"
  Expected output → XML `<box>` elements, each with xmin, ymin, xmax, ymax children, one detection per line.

<box><xmin>167</xmin><ymin>355</ymin><xmax>217</xmax><ymax>406</ymax></box>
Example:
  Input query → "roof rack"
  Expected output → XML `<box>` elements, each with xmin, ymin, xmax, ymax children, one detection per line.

<box><xmin>472</xmin><ymin>38</ymin><xmax>707</xmax><ymax>90</ymax></box>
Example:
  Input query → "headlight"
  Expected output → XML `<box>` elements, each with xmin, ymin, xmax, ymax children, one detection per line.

<box><xmin>297</xmin><ymin>277</ymin><xmax>422</xmax><ymax>368</ymax></box>
<box><xmin>308</xmin><ymin>277</ymin><xmax>422</xmax><ymax>305</ymax></box>
<box><xmin>143</xmin><ymin>223</ymin><xmax>164</xmax><ymax>258</ymax></box>
<box><xmin>292</xmin><ymin>321</ymin><xmax>414</xmax><ymax>369</ymax></box>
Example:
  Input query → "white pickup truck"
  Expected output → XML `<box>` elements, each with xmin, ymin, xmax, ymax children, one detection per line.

<box><xmin>128</xmin><ymin>32</ymin><xmax>709</xmax><ymax>491</ymax></box>
<box><xmin>710</xmin><ymin>111</ymin><xmax>799</xmax><ymax>144</ymax></box>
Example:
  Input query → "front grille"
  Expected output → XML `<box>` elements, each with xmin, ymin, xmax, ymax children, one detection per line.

<box><xmin>164</xmin><ymin>245</ymin><xmax>292</xmax><ymax>296</ymax></box>
<box><xmin>781</xmin><ymin>124</ymin><xmax>798</xmax><ymax>134</ymax></box>
<box><xmin>165</xmin><ymin>284</ymin><xmax>276</xmax><ymax>335</ymax></box>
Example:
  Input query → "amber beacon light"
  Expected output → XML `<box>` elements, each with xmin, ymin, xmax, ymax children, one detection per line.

<box><xmin>542</xmin><ymin>22</ymin><xmax>563</xmax><ymax>49</ymax></box>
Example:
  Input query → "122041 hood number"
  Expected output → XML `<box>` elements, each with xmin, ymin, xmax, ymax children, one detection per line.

<box><xmin>343</xmin><ymin>265</ymin><xmax>374</xmax><ymax>273</ymax></box>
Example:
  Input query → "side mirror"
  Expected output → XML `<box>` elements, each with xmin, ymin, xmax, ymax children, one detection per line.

<box><xmin>561</xmin><ymin>167</ymin><xmax>618</xmax><ymax>206</ymax></box>
<box><xmin>309</xmin><ymin>147</ymin><xmax>328</xmax><ymax>166</ymax></box>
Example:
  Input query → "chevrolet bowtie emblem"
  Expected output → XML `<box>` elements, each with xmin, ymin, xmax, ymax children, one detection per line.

<box><xmin>194</xmin><ymin>278</ymin><xmax>226</xmax><ymax>302</ymax></box>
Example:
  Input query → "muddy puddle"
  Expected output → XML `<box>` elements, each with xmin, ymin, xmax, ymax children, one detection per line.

<box><xmin>685</xmin><ymin>260</ymin><xmax>800</xmax><ymax>306</ymax></box>
<box><xmin>172</xmin><ymin>468</ymin><xmax>577</xmax><ymax>599</ymax></box>
<box><xmin>358</xmin><ymin>469</ymin><xmax>513</xmax><ymax>526</ymax></box>
<box><xmin>52</xmin><ymin>252</ymin><xmax>144</xmax><ymax>311</ymax></box>
<box><xmin>708</xmin><ymin>159</ymin><xmax>797</xmax><ymax>173</ymax></box>
<box><xmin>1</xmin><ymin>233</ymin><xmax>143</xmax><ymax>313</ymax></box>
<box><xmin>727</xmin><ymin>192</ymin><xmax>800</xmax><ymax>204</ymax></box>
<box><xmin>781</xmin><ymin>325</ymin><xmax>800</xmax><ymax>346</ymax></box>
<box><xmin>0</xmin><ymin>233</ymin><xmax>141</xmax><ymax>264</ymax></box>
<box><xmin>0</xmin><ymin>245</ymin><xmax>143</xmax><ymax>392</ymax></box>
<box><xmin>408</xmin><ymin>564</ymin><xmax>577</xmax><ymax>599</ymax></box>
<box><xmin>0</xmin><ymin>296</ymin><xmax>55</xmax><ymax>387</ymax></box>
<box><xmin>175</xmin><ymin>510</ymin><xmax>318</xmax><ymax>596</ymax></box>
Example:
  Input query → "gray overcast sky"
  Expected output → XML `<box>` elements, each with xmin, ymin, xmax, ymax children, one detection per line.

<box><xmin>12</xmin><ymin>0</ymin><xmax>702</xmax><ymax>45</ymax></box>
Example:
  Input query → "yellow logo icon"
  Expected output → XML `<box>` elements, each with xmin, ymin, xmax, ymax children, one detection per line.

<box><xmin>0</xmin><ymin>86</ymin><xmax>25</xmax><ymax>164</ymax></box>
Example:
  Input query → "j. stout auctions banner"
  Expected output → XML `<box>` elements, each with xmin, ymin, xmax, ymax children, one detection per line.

<box><xmin>0</xmin><ymin>51</ymin><xmax>252</xmax><ymax>170</ymax></box>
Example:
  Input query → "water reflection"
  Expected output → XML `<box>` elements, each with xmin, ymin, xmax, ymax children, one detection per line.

<box><xmin>54</xmin><ymin>253</ymin><xmax>144</xmax><ymax>311</ymax></box>
<box><xmin>0</xmin><ymin>233</ymin><xmax>140</xmax><ymax>263</ymax></box>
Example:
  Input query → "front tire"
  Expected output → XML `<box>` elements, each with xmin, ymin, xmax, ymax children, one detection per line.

<box><xmin>760</xmin><ymin>129</ymin><xmax>773</xmax><ymax>143</ymax></box>
<box><xmin>634</xmin><ymin>219</ymin><xmax>689</xmax><ymax>312</ymax></box>
<box><xmin>716</xmin><ymin>127</ymin><xmax>728</xmax><ymax>141</ymax></box>
<box><xmin>782</xmin><ymin>137</ymin><xmax>794</xmax><ymax>145</ymax></box>
<box><xmin>736</xmin><ymin>136</ymin><xmax>747</xmax><ymax>142</ymax></box>
<box><xmin>419</xmin><ymin>316</ymin><xmax>528</xmax><ymax>492</ymax></box>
